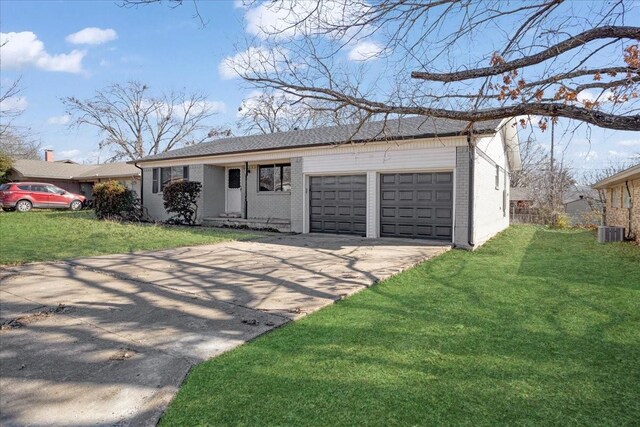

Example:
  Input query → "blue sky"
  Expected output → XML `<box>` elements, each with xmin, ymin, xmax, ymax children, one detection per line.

<box><xmin>1</xmin><ymin>0</ymin><xmax>638</xmax><ymax>170</ymax></box>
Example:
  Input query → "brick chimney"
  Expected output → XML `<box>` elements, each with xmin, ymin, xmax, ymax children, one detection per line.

<box><xmin>44</xmin><ymin>149</ymin><xmax>54</xmax><ymax>162</ymax></box>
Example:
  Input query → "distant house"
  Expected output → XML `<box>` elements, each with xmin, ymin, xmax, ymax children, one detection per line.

<box><xmin>593</xmin><ymin>163</ymin><xmax>640</xmax><ymax>243</ymax></box>
<box><xmin>510</xmin><ymin>187</ymin><xmax>534</xmax><ymax>210</ymax></box>
<box><xmin>6</xmin><ymin>150</ymin><xmax>141</xmax><ymax>199</ymax></box>
<box><xmin>563</xmin><ymin>185</ymin><xmax>601</xmax><ymax>225</ymax></box>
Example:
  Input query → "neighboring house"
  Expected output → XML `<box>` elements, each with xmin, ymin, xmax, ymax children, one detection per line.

<box><xmin>563</xmin><ymin>185</ymin><xmax>601</xmax><ymax>225</ymax></box>
<box><xmin>593</xmin><ymin>163</ymin><xmax>640</xmax><ymax>243</ymax></box>
<box><xmin>6</xmin><ymin>151</ymin><xmax>141</xmax><ymax>199</ymax></box>
<box><xmin>510</xmin><ymin>187</ymin><xmax>534</xmax><ymax>209</ymax></box>
<box><xmin>133</xmin><ymin>116</ymin><xmax>521</xmax><ymax>249</ymax></box>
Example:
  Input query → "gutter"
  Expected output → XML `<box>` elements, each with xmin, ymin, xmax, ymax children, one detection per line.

<box><xmin>467</xmin><ymin>131</ymin><xmax>475</xmax><ymax>248</ymax></box>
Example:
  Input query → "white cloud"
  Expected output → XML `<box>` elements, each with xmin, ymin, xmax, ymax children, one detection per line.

<box><xmin>244</xmin><ymin>0</ymin><xmax>370</xmax><ymax>40</ymax></box>
<box><xmin>58</xmin><ymin>149</ymin><xmax>82</xmax><ymax>159</ymax></box>
<box><xmin>617</xmin><ymin>139</ymin><xmax>640</xmax><ymax>147</ymax></box>
<box><xmin>577</xmin><ymin>151</ymin><xmax>598</xmax><ymax>161</ymax></box>
<box><xmin>47</xmin><ymin>115</ymin><xmax>71</xmax><ymax>125</ymax></box>
<box><xmin>66</xmin><ymin>27</ymin><xmax>118</xmax><ymax>45</ymax></box>
<box><xmin>186</xmin><ymin>100</ymin><xmax>226</xmax><ymax>114</ymax></box>
<box><xmin>0</xmin><ymin>96</ymin><xmax>28</xmax><ymax>112</ymax></box>
<box><xmin>347</xmin><ymin>41</ymin><xmax>384</xmax><ymax>61</ymax></box>
<box><xmin>0</xmin><ymin>31</ymin><xmax>85</xmax><ymax>73</ymax></box>
<box><xmin>219</xmin><ymin>46</ymin><xmax>287</xmax><ymax>80</ymax></box>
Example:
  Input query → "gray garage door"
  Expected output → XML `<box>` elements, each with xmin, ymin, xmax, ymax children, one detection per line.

<box><xmin>310</xmin><ymin>175</ymin><xmax>367</xmax><ymax>236</ymax></box>
<box><xmin>380</xmin><ymin>172</ymin><xmax>453</xmax><ymax>240</ymax></box>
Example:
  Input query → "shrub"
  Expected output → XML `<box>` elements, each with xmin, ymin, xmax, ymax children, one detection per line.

<box><xmin>550</xmin><ymin>212</ymin><xmax>571</xmax><ymax>229</ymax></box>
<box><xmin>163</xmin><ymin>180</ymin><xmax>202</xmax><ymax>225</ymax></box>
<box><xmin>93</xmin><ymin>180</ymin><xmax>137</xmax><ymax>220</ymax></box>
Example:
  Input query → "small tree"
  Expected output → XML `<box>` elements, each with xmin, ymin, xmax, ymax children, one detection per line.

<box><xmin>0</xmin><ymin>152</ymin><xmax>13</xmax><ymax>182</ymax></box>
<box><xmin>93</xmin><ymin>180</ymin><xmax>137</xmax><ymax>220</ymax></box>
<box><xmin>163</xmin><ymin>180</ymin><xmax>202</xmax><ymax>225</ymax></box>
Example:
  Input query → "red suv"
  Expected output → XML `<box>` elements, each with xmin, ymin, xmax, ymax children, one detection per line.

<box><xmin>0</xmin><ymin>182</ymin><xmax>86</xmax><ymax>212</ymax></box>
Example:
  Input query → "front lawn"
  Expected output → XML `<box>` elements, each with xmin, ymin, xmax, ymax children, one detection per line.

<box><xmin>162</xmin><ymin>226</ymin><xmax>640</xmax><ymax>426</ymax></box>
<box><xmin>0</xmin><ymin>210</ymin><xmax>255</xmax><ymax>265</ymax></box>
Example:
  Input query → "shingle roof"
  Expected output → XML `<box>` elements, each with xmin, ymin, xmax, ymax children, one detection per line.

<box><xmin>11</xmin><ymin>160</ymin><xmax>140</xmax><ymax>180</ymax></box>
<box><xmin>135</xmin><ymin>116</ymin><xmax>503</xmax><ymax>162</ymax></box>
<box><xmin>510</xmin><ymin>187</ymin><xmax>533</xmax><ymax>201</ymax></box>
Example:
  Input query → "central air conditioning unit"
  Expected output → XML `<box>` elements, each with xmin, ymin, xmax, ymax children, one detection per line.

<box><xmin>597</xmin><ymin>226</ymin><xmax>625</xmax><ymax>243</ymax></box>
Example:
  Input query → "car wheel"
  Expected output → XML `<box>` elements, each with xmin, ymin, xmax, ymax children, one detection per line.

<box><xmin>70</xmin><ymin>200</ymin><xmax>83</xmax><ymax>211</ymax></box>
<box><xmin>16</xmin><ymin>200</ymin><xmax>32</xmax><ymax>212</ymax></box>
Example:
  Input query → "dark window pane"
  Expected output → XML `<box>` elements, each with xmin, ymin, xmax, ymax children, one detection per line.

<box><xmin>17</xmin><ymin>185</ymin><xmax>31</xmax><ymax>191</ymax></box>
<box><xmin>229</xmin><ymin>169</ymin><xmax>241</xmax><ymax>189</ymax></box>
<box><xmin>183</xmin><ymin>166</ymin><xmax>189</xmax><ymax>181</ymax></box>
<box><xmin>274</xmin><ymin>165</ymin><xmax>282</xmax><ymax>191</ymax></box>
<box><xmin>171</xmin><ymin>166</ymin><xmax>183</xmax><ymax>182</ymax></box>
<box><xmin>259</xmin><ymin>166</ymin><xmax>274</xmax><ymax>191</ymax></box>
<box><xmin>282</xmin><ymin>165</ymin><xmax>291</xmax><ymax>192</ymax></box>
<box><xmin>152</xmin><ymin>168</ymin><xmax>159</xmax><ymax>193</ymax></box>
<box><xmin>161</xmin><ymin>167</ymin><xmax>171</xmax><ymax>190</ymax></box>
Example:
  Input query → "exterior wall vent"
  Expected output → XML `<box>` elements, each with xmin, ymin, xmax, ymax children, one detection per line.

<box><xmin>597</xmin><ymin>226</ymin><xmax>625</xmax><ymax>243</ymax></box>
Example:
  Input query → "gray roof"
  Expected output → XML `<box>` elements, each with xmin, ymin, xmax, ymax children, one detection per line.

<box><xmin>563</xmin><ymin>185</ymin><xmax>599</xmax><ymax>204</ymax></box>
<box><xmin>11</xmin><ymin>159</ymin><xmax>140</xmax><ymax>180</ymax></box>
<box><xmin>510</xmin><ymin>187</ymin><xmax>533</xmax><ymax>201</ymax></box>
<box><xmin>136</xmin><ymin>116</ymin><xmax>503</xmax><ymax>162</ymax></box>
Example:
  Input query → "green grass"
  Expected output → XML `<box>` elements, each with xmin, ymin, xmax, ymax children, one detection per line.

<box><xmin>162</xmin><ymin>226</ymin><xmax>640</xmax><ymax>426</ymax></box>
<box><xmin>0</xmin><ymin>210</ymin><xmax>255</xmax><ymax>265</ymax></box>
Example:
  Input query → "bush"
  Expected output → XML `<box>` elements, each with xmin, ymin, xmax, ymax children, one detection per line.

<box><xmin>550</xmin><ymin>212</ymin><xmax>571</xmax><ymax>229</ymax></box>
<box><xmin>163</xmin><ymin>180</ymin><xmax>202</xmax><ymax>225</ymax></box>
<box><xmin>93</xmin><ymin>180</ymin><xmax>137</xmax><ymax>220</ymax></box>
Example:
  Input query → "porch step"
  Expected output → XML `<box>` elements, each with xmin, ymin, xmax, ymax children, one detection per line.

<box><xmin>219</xmin><ymin>212</ymin><xmax>242</xmax><ymax>218</ymax></box>
<box><xmin>203</xmin><ymin>217</ymin><xmax>291</xmax><ymax>233</ymax></box>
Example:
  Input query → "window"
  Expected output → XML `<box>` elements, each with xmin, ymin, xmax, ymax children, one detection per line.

<box><xmin>229</xmin><ymin>168</ymin><xmax>241</xmax><ymax>189</ymax></box>
<box><xmin>611</xmin><ymin>187</ymin><xmax>621</xmax><ymax>207</ymax></box>
<box><xmin>152</xmin><ymin>168</ymin><xmax>159</xmax><ymax>193</ymax></box>
<box><xmin>258</xmin><ymin>164</ymin><xmax>291</xmax><ymax>192</ymax></box>
<box><xmin>495</xmin><ymin>165</ymin><xmax>500</xmax><ymax>189</ymax></box>
<box><xmin>152</xmin><ymin>165</ymin><xmax>190</xmax><ymax>193</ymax></box>
<box><xmin>17</xmin><ymin>185</ymin><xmax>31</xmax><ymax>191</ymax></box>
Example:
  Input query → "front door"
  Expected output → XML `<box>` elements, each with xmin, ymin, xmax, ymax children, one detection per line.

<box><xmin>227</xmin><ymin>168</ymin><xmax>242</xmax><ymax>214</ymax></box>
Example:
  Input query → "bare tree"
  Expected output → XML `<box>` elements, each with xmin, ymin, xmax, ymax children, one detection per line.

<box><xmin>63</xmin><ymin>81</ymin><xmax>220</xmax><ymax>162</ymax></box>
<box><xmin>215</xmin><ymin>1</ymin><xmax>639</xmax><ymax>133</ymax></box>
<box><xmin>510</xmin><ymin>136</ymin><xmax>548</xmax><ymax>188</ymax></box>
<box><xmin>237</xmin><ymin>89</ymin><xmax>370</xmax><ymax>135</ymax></box>
<box><xmin>0</xmin><ymin>76</ymin><xmax>41</xmax><ymax>160</ymax></box>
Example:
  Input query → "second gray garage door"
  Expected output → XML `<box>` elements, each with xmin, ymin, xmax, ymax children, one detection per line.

<box><xmin>380</xmin><ymin>172</ymin><xmax>453</xmax><ymax>240</ymax></box>
<box><xmin>310</xmin><ymin>175</ymin><xmax>366</xmax><ymax>236</ymax></box>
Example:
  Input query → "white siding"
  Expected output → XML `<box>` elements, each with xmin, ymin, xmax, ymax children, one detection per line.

<box><xmin>303</xmin><ymin>146</ymin><xmax>456</xmax><ymax>174</ymax></box>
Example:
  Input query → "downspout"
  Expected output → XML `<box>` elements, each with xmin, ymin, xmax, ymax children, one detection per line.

<box><xmin>467</xmin><ymin>131</ymin><xmax>475</xmax><ymax>248</ymax></box>
<box><xmin>244</xmin><ymin>161</ymin><xmax>249</xmax><ymax>220</ymax></box>
<box><xmin>625</xmin><ymin>179</ymin><xmax>633</xmax><ymax>240</ymax></box>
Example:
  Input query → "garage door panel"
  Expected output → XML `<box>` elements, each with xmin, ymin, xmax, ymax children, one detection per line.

<box><xmin>380</xmin><ymin>172</ymin><xmax>453</xmax><ymax>240</ymax></box>
<box><xmin>310</xmin><ymin>174</ymin><xmax>367</xmax><ymax>236</ymax></box>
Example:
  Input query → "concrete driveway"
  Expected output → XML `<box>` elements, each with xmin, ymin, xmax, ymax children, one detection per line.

<box><xmin>0</xmin><ymin>234</ymin><xmax>449</xmax><ymax>426</ymax></box>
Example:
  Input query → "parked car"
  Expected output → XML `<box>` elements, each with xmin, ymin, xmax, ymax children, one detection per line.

<box><xmin>0</xmin><ymin>182</ymin><xmax>86</xmax><ymax>212</ymax></box>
